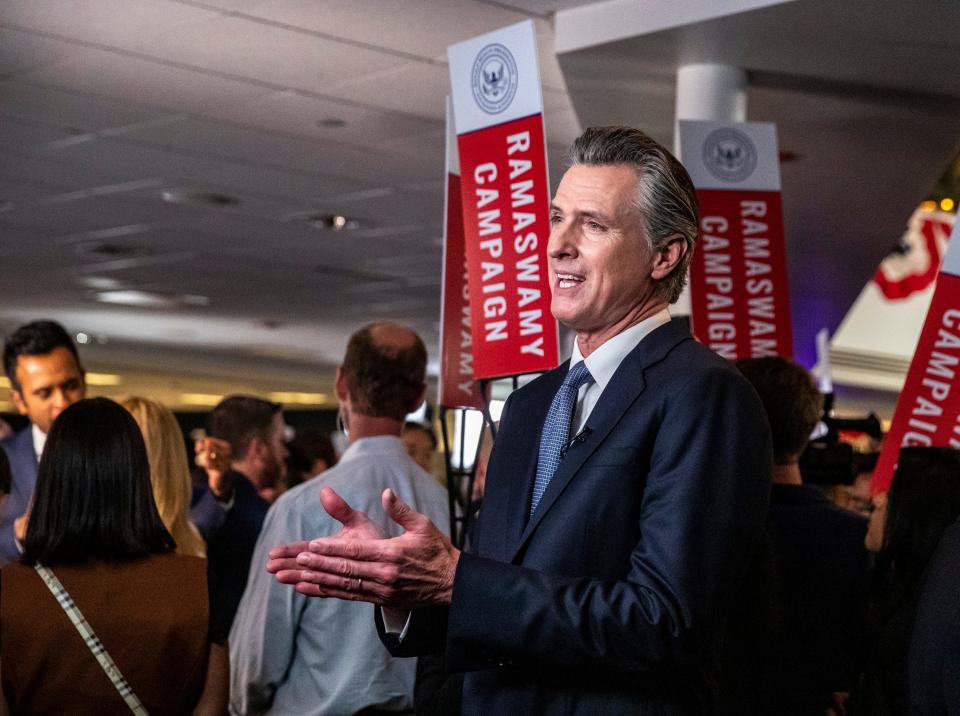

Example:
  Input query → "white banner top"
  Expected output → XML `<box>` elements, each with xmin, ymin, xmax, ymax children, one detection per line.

<box><xmin>679</xmin><ymin>120</ymin><xmax>782</xmax><ymax>192</ymax></box>
<box><xmin>447</xmin><ymin>19</ymin><xmax>544</xmax><ymax>135</ymax></box>
<box><xmin>943</xmin><ymin>220</ymin><xmax>960</xmax><ymax>277</ymax></box>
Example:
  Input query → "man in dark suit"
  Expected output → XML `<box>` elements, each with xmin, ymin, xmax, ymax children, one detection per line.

<box><xmin>268</xmin><ymin>126</ymin><xmax>772</xmax><ymax>713</ymax></box>
<box><xmin>192</xmin><ymin>395</ymin><xmax>286</xmax><ymax>630</ymax></box>
<box><xmin>737</xmin><ymin>357</ymin><xmax>870</xmax><ymax>714</ymax></box>
<box><xmin>909</xmin><ymin>515</ymin><xmax>960</xmax><ymax>714</ymax></box>
<box><xmin>1</xmin><ymin>321</ymin><xmax>86</xmax><ymax>564</ymax></box>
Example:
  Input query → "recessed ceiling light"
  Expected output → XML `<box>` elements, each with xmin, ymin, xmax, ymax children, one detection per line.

<box><xmin>78</xmin><ymin>276</ymin><xmax>126</xmax><ymax>290</ymax></box>
<box><xmin>316</xmin><ymin>117</ymin><xmax>346</xmax><ymax>128</ymax></box>
<box><xmin>75</xmin><ymin>332</ymin><xmax>90</xmax><ymax>344</ymax></box>
<box><xmin>303</xmin><ymin>213</ymin><xmax>361</xmax><ymax>231</ymax></box>
<box><xmin>161</xmin><ymin>189</ymin><xmax>240</xmax><ymax>207</ymax></box>
<box><xmin>94</xmin><ymin>290</ymin><xmax>210</xmax><ymax>308</ymax></box>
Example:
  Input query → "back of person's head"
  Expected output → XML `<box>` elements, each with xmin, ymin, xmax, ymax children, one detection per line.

<box><xmin>207</xmin><ymin>395</ymin><xmax>281</xmax><ymax>461</ymax></box>
<box><xmin>121</xmin><ymin>396</ymin><xmax>205</xmax><ymax>558</ymax></box>
<box><xmin>22</xmin><ymin>397</ymin><xmax>175</xmax><ymax>566</ymax></box>
<box><xmin>876</xmin><ymin>447</ymin><xmax>960</xmax><ymax>610</ymax></box>
<box><xmin>286</xmin><ymin>427</ymin><xmax>338</xmax><ymax>489</ymax></box>
<box><xmin>736</xmin><ymin>357</ymin><xmax>822</xmax><ymax>465</ymax></box>
<box><xmin>341</xmin><ymin>322</ymin><xmax>427</xmax><ymax>421</ymax></box>
<box><xmin>402</xmin><ymin>420</ymin><xmax>438</xmax><ymax>473</ymax></box>
<box><xmin>3</xmin><ymin>320</ymin><xmax>82</xmax><ymax>391</ymax></box>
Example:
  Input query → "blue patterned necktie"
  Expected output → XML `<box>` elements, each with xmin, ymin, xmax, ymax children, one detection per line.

<box><xmin>530</xmin><ymin>361</ymin><xmax>594</xmax><ymax>515</ymax></box>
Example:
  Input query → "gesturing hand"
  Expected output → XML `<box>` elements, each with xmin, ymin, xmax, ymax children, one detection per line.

<box><xmin>267</xmin><ymin>486</ymin><xmax>386</xmax><ymax>582</ymax></box>
<box><xmin>269</xmin><ymin>487</ymin><xmax>460</xmax><ymax>609</ymax></box>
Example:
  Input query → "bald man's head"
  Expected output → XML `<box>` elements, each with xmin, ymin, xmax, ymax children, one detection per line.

<box><xmin>340</xmin><ymin>321</ymin><xmax>427</xmax><ymax>420</ymax></box>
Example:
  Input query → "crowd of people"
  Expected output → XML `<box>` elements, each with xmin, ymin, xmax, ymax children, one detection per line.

<box><xmin>0</xmin><ymin>126</ymin><xmax>957</xmax><ymax>715</ymax></box>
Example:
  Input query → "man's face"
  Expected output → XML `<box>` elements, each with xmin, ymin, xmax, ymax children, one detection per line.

<box><xmin>10</xmin><ymin>346</ymin><xmax>86</xmax><ymax>434</ymax></box>
<box><xmin>547</xmin><ymin>164</ymin><xmax>658</xmax><ymax>340</ymax></box>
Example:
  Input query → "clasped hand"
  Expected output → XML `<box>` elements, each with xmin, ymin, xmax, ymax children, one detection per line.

<box><xmin>266</xmin><ymin>486</ymin><xmax>461</xmax><ymax>609</ymax></box>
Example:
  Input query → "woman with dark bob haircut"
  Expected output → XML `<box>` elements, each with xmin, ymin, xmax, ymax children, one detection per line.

<box><xmin>852</xmin><ymin>446</ymin><xmax>960</xmax><ymax>715</ymax></box>
<box><xmin>0</xmin><ymin>398</ymin><xmax>228</xmax><ymax>715</ymax></box>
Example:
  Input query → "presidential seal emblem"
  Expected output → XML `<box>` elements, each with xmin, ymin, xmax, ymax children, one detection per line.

<box><xmin>471</xmin><ymin>43</ymin><xmax>518</xmax><ymax>115</ymax></box>
<box><xmin>702</xmin><ymin>128</ymin><xmax>757</xmax><ymax>183</ymax></box>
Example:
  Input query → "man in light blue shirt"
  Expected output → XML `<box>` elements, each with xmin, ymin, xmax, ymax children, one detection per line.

<box><xmin>230</xmin><ymin>322</ymin><xmax>448</xmax><ymax>715</ymax></box>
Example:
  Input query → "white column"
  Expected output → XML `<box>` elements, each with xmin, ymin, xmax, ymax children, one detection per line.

<box><xmin>672</xmin><ymin>63</ymin><xmax>746</xmax><ymax>315</ymax></box>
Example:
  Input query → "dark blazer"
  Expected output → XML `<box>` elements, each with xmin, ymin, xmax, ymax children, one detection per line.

<box><xmin>0</xmin><ymin>428</ymin><xmax>38</xmax><ymax>564</ymax></box>
<box><xmin>908</xmin><ymin>517</ymin><xmax>960</xmax><ymax>715</ymax></box>
<box><xmin>764</xmin><ymin>484</ymin><xmax>870</xmax><ymax>714</ymax></box>
<box><xmin>192</xmin><ymin>469</ymin><xmax>269</xmax><ymax>632</ymax></box>
<box><xmin>380</xmin><ymin>320</ymin><xmax>772</xmax><ymax>714</ymax></box>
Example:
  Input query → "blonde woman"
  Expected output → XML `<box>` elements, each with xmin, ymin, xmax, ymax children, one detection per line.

<box><xmin>121</xmin><ymin>396</ymin><xmax>206</xmax><ymax>558</ymax></box>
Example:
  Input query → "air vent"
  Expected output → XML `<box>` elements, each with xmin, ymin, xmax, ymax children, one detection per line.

<box><xmin>84</xmin><ymin>242</ymin><xmax>154</xmax><ymax>258</ymax></box>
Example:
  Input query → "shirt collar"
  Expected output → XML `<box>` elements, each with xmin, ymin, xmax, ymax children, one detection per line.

<box><xmin>31</xmin><ymin>423</ymin><xmax>47</xmax><ymax>460</ymax></box>
<box><xmin>569</xmin><ymin>309</ymin><xmax>671</xmax><ymax>390</ymax></box>
<box><xmin>338</xmin><ymin>434</ymin><xmax>409</xmax><ymax>464</ymax></box>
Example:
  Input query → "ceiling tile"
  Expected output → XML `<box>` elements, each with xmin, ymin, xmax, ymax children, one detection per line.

<box><xmin>200</xmin><ymin>89</ymin><xmax>442</xmax><ymax>146</ymax></box>
<box><xmin>0</xmin><ymin>26</ymin><xmax>83</xmax><ymax>76</ymax></box>
<box><xmin>22</xmin><ymin>48</ymin><xmax>274</xmax><ymax>115</ymax></box>
<box><xmin>324</xmin><ymin>62</ymin><xmax>450</xmax><ymax>121</ymax></box>
<box><xmin>226</xmin><ymin>0</ymin><xmax>530</xmax><ymax>60</ymax></box>
<box><xmin>0</xmin><ymin>79</ymin><xmax>173</xmax><ymax>133</ymax></box>
<box><xmin>138</xmin><ymin>14</ymin><xmax>400</xmax><ymax>94</ymax></box>
<box><xmin>0</xmin><ymin>0</ymin><xmax>221</xmax><ymax>49</ymax></box>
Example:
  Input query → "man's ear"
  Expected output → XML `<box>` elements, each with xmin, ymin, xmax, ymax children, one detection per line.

<box><xmin>334</xmin><ymin>366</ymin><xmax>349</xmax><ymax>403</ymax></box>
<box><xmin>10</xmin><ymin>390</ymin><xmax>28</xmax><ymax>418</ymax></box>
<box><xmin>650</xmin><ymin>234</ymin><xmax>687</xmax><ymax>281</ymax></box>
<box><xmin>246</xmin><ymin>436</ymin><xmax>267</xmax><ymax>464</ymax></box>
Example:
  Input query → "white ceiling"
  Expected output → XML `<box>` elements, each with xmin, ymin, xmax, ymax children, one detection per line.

<box><xmin>1</xmin><ymin>0</ymin><xmax>958</xmax><ymax>413</ymax></box>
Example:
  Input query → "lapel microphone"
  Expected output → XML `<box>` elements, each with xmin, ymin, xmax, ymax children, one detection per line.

<box><xmin>560</xmin><ymin>427</ymin><xmax>593</xmax><ymax>458</ymax></box>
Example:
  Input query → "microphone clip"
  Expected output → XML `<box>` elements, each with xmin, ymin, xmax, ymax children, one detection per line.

<box><xmin>560</xmin><ymin>427</ymin><xmax>592</xmax><ymax>458</ymax></box>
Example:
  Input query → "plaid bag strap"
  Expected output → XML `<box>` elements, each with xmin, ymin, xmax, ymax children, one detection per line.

<box><xmin>33</xmin><ymin>563</ymin><xmax>149</xmax><ymax>716</ymax></box>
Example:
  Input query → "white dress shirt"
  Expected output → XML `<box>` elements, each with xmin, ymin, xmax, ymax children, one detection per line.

<box><xmin>31</xmin><ymin>424</ymin><xmax>46</xmax><ymax>461</ymax></box>
<box><xmin>568</xmin><ymin>309</ymin><xmax>671</xmax><ymax>434</ymax></box>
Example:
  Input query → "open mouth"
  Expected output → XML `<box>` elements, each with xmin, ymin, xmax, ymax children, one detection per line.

<box><xmin>556</xmin><ymin>272</ymin><xmax>585</xmax><ymax>289</ymax></box>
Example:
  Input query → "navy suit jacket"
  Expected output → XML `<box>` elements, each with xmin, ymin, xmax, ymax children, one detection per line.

<box><xmin>380</xmin><ymin>320</ymin><xmax>772</xmax><ymax>715</ymax></box>
<box><xmin>0</xmin><ymin>428</ymin><xmax>37</xmax><ymax>565</ymax></box>
<box><xmin>192</xmin><ymin>469</ymin><xmax>269</xmax><ymax>632</ymax></box>
<box><xmin>909</xmin><ymin>517</ymin><xmax>960</xmax><ymax>715</ymax></box>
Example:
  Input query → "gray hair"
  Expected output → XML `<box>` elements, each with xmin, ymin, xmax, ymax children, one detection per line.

<box><xmin>568</xmin><ymin>126</ymin><xmax>699</xmax><ymax>304</ymax></box>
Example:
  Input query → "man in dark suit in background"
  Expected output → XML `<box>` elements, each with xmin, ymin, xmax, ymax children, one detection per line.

<box><xmin>269</xmin><ymin>126</ymin><xmax>772</xmax><ymax>714</ymax></box>
<box><xmin>0</xmin><ymin>320</ymin><xmax>86</xmax><ymax>564</ymax></box>
<box><xmin>193</xmin><ymin>395</ymin><xmax>286</xmax><ymax>630</ymax></box>
<box><xmin>909</xmin><ymin>515</ymin><xmax>960</xmax><ymax>714</ymax></box>
<box><xmin>737</xmin><ymin>357</ymin><xmax>870</xmax><ymax>714</ymax></box>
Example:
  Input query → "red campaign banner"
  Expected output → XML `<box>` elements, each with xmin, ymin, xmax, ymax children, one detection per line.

<box><xmin>438</xmin><ymin>172</ymin><xmax>487</xmax><ymax>409</ymax></box>
<box><xmin>873</xmin><ymin>268</ymin><xmax>960</xmax><ymax>492</ymax></box>
<box><xmin>456</xmin><ymin>113</ymin><xmax>558</xmax><ymax>379</ymax></box>
<box><xmin>689</xmin><ymin>190</ymin><xmax>793</xmax><ymax>359</ymax></box>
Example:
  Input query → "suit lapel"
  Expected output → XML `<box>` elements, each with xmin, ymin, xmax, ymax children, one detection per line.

<box><xmin>509</xmin><ymin>320</ymin><xmax>692</xmax><ymax>562</ymax></box>
<box><xmin>500</xmin><ymin>366</ymin><xmax>565</xmax><ymax>556</ymax></box>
